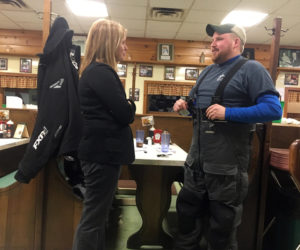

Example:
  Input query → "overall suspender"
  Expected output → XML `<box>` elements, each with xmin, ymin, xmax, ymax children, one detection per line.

<box><xmin>211</xmin><ymin>58</ymin><xmax>248</xmax><ymax>105</ymax></box>
<box><xmin>189</xmin><ymin>57</ymin><xmax>248</xmax><ymax>105</ymax></box>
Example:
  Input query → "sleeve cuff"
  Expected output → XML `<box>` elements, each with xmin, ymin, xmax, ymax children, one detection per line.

<box><xmin>225</xmin><ymin>107</ymin><xmax>231</xmax><ymax>121</ymax></box>
<box><xmin>127</xmin><ymin>98</ymin><xmax>136</xmax><ymax>112</ymax></box>
<box><xmin>14</xmin><ymin>170</ymin><xmax>31</xmax><ymax>184</ymax></box>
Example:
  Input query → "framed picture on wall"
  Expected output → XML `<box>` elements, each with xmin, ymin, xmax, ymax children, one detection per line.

<box><xmin>284</xmin><ymin>73</ymin><xmax>299</xmax><ymax>85</ymax></box>
<box><xmin>0</xmin><ymin>58</ymin><xmax>8</xmax><ymax>70</ymax></box>
<box><xmin>139</xmin><ymin>65</ymin><xmax>153</xmax><ymax>77</ymax></box>
<box><xmin>157</xmin><ymin>43</ymin><xmax>174</xmax><ymax>61</ymax></box>
<box><xmin>129</xmin><ymin>88</ymin><xmax>140</xmax><ymax>101</ymax></box>
<box><xmin>164</xmin><ymin>66</ymin><xmax>176</xmax><ymax>80</ymax></box>
<box><xmin>117</xmin><ymin>63</ymin><xmax>127</xmax><ymax>77</ymax></box>
<box><xmin>20</xmin><ymin>58</ymin><xmax>32</xmax><ymax>73</ymax></box>
<box><xmin>185</xmin><ymin>68</ymin><xmax>199</xmax><ymax>80</ymax></box>
<box><xmin>242</xmin><ymin>48</ymin><xmax>255</xmax><ymax>60</ymax></box>
<box><xmin>279</xmin><ymin>48</ymin><xmax>300</xmax><ymax>67</ymax></box>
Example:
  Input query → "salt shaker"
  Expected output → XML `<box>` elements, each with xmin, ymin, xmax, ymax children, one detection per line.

<box><xmin>146</xmin><ymin>137</ymin><xmax>152</xmax><ymax>146</ymax></box>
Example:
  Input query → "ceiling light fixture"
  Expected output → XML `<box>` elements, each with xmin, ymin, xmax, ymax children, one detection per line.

<box><xmin>66</xmin><ymin>0</ymin><xmax>108</xmax><ymax>17</ymax></box>
<box><xmin>221</xmin><ymin>10</ymin><xmax>268</xmax><ymax>27</ymax></box>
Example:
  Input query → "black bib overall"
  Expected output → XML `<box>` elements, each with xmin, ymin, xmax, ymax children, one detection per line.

<box><xmin>175</xmin><ymin>59</ymin><xmax>253</xmax><ymax>250</ymax></box>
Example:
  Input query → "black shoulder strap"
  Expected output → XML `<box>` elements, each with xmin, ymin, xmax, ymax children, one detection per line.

<box><xmin>211</xmin><ymin>58</ymin><xmax>248</xmax><ymax>104</ymax></box>
<box><xmin>189</xmin><ymin>67</ymin><xmax>212</xmax><ymax>98</ymax></box>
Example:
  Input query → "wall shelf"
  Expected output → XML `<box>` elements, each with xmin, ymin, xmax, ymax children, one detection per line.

<box><xmin>0</xmin><ymin>72</ymin><xmax>37</xmax><ymax>89</ymax></box>
<box><xmin>122</xmin><ymin>59</ymin><xmax>210</xmax><ymax>68</ymax></box>
<box><xmin>277</xmin><ymin>67</ymin><xmax>300</xmax><ymax>72</ymax></box>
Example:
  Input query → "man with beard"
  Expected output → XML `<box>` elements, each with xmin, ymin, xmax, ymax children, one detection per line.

<box><xmin>173</xmin><ymin>23</ymin><xmax>282</xmax><ymax>250</ymax></box>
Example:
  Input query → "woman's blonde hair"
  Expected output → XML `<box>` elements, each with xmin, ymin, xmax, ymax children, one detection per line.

<box><xmin>80</xmin><ymin>19</ymin><xmax>127</xmax><ymax>75</ymax></box>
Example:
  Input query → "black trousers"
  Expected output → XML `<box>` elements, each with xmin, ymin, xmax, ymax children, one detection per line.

<box><xmin>174</xmin><ymin>113</ymin><xmax>252</xmax><ymax>250</ymax></box>
<box><xmin>72</xmin><ymin>161</ymin><xmax>121</xmax><ymax>250</ymax></box>
<box><xmin>174</xmin><ymin>166</ymin><xmax>245</xmax><ymax>250</ymax></box>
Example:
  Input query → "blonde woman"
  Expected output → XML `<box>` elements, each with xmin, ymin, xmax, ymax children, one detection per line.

<box><xmin>72</xmin><ymin>19</ymin><xmax>136</xmax><ymax>250</ymax></box>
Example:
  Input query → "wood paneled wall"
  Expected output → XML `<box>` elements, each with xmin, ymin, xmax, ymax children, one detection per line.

<box><xmin>125</xmin><ymin>37</ymin><xmax>272</xmax><ymax>68</ymax></box>
<box><xmin>0</xmin><ymin>29</ymin><xmax>43</xmax><ymax>56</ymax></box>
<box><xmin>0</xmin><ymin>28</ymin><xmax>272</xmax><ymax>68</ymax></box>
<box><xmin>125</xmin><ymin>37</ymin><xmax>214</xmax><ymax>66</ymax></box>
<box><xmin>5</xmin><ymin>108</ymin><xmax>37</xmax><ymax>135</ymax></box>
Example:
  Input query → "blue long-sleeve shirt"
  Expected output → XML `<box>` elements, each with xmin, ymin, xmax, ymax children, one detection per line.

<box><xmin>225</xmin><ymin>94</ymin><xmax>282</xmax><ymax>123</ymax></box>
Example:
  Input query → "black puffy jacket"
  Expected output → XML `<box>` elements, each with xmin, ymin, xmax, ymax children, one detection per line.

<box><xmin>15</xmin><ymin>17</ymin><xmax>82</xmax><ymax>183</ymax></box>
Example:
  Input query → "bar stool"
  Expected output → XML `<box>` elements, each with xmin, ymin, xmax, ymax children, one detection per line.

<box><xmin>270</xmin><ymin>139</ymin><xmax>300</xmax><ymax>189</ymax></box>
<box><xmin>264</xmin><ymin>139</ymin><xmax>300</xmax><ymax>250</ymax></box>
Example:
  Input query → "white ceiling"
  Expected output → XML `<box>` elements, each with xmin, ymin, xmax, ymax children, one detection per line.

<box><xmin>1</xmin><ymin>0</ymin><xmax>300</xmax><ymax>46</ymax></box>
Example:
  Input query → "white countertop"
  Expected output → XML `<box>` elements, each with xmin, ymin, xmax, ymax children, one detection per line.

<box><xmin>0</xmin><ymin>138</ymin><xmax>30</xmax><ymax>151</ymax></box>
<box><xmin>272</xmin><ymin>123</ymin><xmax>300</xmax><ymax>127</ymax></box>
<box><xmin>133</xmin><ymin>141</ymin><xmax>187</xmax><ymax>167</ymax></box>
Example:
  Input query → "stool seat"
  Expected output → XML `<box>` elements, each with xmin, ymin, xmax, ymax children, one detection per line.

<box><xmin>270</xmin><ymin>148</ymin><xmax>289</xmax><ymax>171</ymax></box>
<box><xmin>270</xmin><ymin>139</ymin><xmax>300</xmax><ymax>189</ymax></box>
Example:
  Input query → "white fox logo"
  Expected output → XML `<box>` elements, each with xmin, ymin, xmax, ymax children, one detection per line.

<box><xmin>49</xmin><ymin>78</ymin><xmax>64</xmax><ymax>89</ymax></box>
<box><xmin>33</xmin><ymin>126</ymin><xmax>48</xmax><ymax>150</ymax></box>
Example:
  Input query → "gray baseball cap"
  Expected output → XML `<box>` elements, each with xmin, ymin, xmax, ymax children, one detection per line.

<box><xmin>206</xmin><ymin>23</ymin><xmax>246</xmax><ymax>44</ymax></box>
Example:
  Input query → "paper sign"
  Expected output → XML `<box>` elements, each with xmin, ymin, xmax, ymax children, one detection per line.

<box><xmin>13</xmin><ymin>124</ymin><xmax>29</xmax><ymax>138</ymax></box>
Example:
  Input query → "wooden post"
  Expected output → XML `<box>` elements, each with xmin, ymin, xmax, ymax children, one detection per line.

<box><xmin>256</xmin><ymin>17</ymin><xmax>282</xmax><ymax>250</ymax></box>
<box><xmin>131</xmin><ymin>63</ymin><xmax>136</xmax><ymax>101</ymax></box>
<box><xmin>268</xmin><ymin>17</ymin><xmax>282</xmax><ymax>84</ymax></box>
<box><xmin>33</xmin><ymin>1</ymin><xmax>52</xmax><ymax>249</ymax></box>
<box><xmin>42</xmin><ymin>0</ymin><xmax>51</xmax><ymax>47</ymax></box>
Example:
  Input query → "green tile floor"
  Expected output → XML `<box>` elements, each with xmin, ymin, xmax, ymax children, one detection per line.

<box><xmin>105</xmin><ymin>193</ymin><xmax>178</xmax><ymax>250</ymax></box>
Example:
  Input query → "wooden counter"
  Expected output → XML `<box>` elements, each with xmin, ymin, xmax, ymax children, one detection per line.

<box><xmin>0</xmin><ymin>138</ymin><xmax>29</xmax><ymax>177</ymax></box>
<box><xmin>0</xmin><ymin>138</ymin><xmax>29</xmax><ymax>151</ymax></box>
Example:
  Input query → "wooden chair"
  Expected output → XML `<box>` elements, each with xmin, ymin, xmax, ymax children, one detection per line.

<box><xmin>289</xmin><ymin>139</ymin><xmax>300</xmax><ymax>189</ymax></box>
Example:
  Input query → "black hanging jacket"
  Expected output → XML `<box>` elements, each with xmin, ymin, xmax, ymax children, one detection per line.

<box><xmin>15</xmin><ymin>17</ymin><xmax>82</xmax><ymax>183</ymax></box>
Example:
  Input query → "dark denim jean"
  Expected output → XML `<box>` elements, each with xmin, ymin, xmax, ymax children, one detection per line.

<box><xmin>72</xmin><ymin>161</ymin><xmax>121</xmax><ymax>250</ymax></box>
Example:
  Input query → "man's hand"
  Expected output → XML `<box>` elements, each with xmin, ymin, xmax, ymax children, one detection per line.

<box><xmin>173</xmin><ymin>99</ymin><xmax>188</xmax><ymax>112</ymax></box>
<box><xmin>206</xmin><ymin>104</ymin><xmax>226</xmax><ymax>120</ymax></box>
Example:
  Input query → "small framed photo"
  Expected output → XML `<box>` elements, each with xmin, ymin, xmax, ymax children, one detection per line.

<box><xmin>20</xmin><ymin>58</ymin><xmax>32</xmax><ymax>73</ymax></box>
<box><xmin>185</xmin><ymin>68</ymin><xmax>199</xmax><ymax>80</ymax></box>
<box><xmin>117</xmin><ymin>63</ymin><xmax>127</xmax><ymax>77</ymax></box>
<box><xmin>279</xmin><ymin>48</ymin><xmax>300</xmax><ymax>67</ymax></box>
<box><xmin>139</xmin><ymin>65</ymin><xmax>153</xmax><ymax>77</ymax></box>
<box><xmin>157</xmin><ymin>43</ymin><xmax>174</xmax><ymax>61</ymax></box>
<box><xmin>242</xmin><ymin>48</ymin><xmax>255</xmax><ymax>60</ymax></box>
<box><xmin>164</xmin><ymin>66</ymin><xmax>176</xmax><ymax>80</ymax></box>
<box><xmin>129</xmin><ymin>88</ymin><xmax>140</xmax><ymax>101</ymax></box>
<box><xmin>284</xmin><ymin>73</ymin><xmax>299</xmax><ymax>85</ymax></box>
<box><xmin>0</xmin><ymin>58</ymin><xmax>8</xmax><ymax>70</ymax></box>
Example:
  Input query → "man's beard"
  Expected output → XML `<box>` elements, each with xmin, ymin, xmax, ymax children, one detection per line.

<box><xmin>212</xmin><ymin>50</ymin><xmax>225</xmax><ymax>64</ymax></box>
<box><xmin>212</xmin><ymin>45</ymin><xmax>236</xmax><ymax>64</ymax></box>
